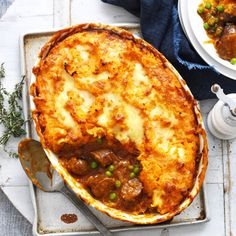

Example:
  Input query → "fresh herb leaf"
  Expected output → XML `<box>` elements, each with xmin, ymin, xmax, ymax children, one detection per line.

<box><xmin>0</xmin><ymin>63</ymin><xmax>5</xmax><ymax>79</ymax></box>
<box><xmin>0</xmin><ymin>63</ymin><xmax>26</xmax><ymax>157</ymax></box>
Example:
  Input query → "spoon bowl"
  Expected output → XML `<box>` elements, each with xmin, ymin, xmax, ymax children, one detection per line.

<box><xmin>18</xmin><ymin>138</ymin><xmax>58</xmax><ymax>191</ymax></box>
<box><xmin>18</xmin><ymin>138</ymin><xmax>113</xmax><ymax>236</ymax></box>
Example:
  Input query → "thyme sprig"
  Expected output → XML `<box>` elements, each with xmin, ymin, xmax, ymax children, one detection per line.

<box><xmin>0</xmin><ymin>63</ymin><xmax>26</xmax><ymax>157</ymax></box>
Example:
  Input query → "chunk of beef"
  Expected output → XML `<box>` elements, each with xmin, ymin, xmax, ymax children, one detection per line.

<box><xmin>216</xmin><ymin>25</ymin><xmax>236</xmax><ymax>60</ymax></box>
<box><xmin>66</xmin><ymin>157</ymin><xmax>89</xmax><ymax>175</ymax></box>
<box><xmin>90</xmin><ymin>149</ymin><xmax>117</xmax><ymax>167</ymax></box>
<box><xmin>223</xmin><ymin>2</ymin><xmax>236</xmax><ymax>22</ymax></box>
<box><xmin>86</xmin><ymin>174</ymin><xmax>115</xmax><ymax>198</ymax></box>
<box><xmin>115</xmin><ymin>160</ymin><xmax>131</xmax><ymax>183</ymax></box>
<box><xmin>121</xmin><ymin>178</ymin><xmax>143</xmax><ymax>201</ymax></box>
<box><xmin>222</xmin><ymin>13</ymin><xmax>236</xmax><ymax>23</ymax></box>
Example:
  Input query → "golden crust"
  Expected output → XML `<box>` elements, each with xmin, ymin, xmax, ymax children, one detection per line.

<box><xmin>31</xmin><ymin>23</ymin><xmax>208</xmax><ymax>224</ymax></box>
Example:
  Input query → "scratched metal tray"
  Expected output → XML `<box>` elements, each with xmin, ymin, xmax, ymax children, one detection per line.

<box><xmin>20</xmin><ymin>23</ymin><xmax>209</xmax><ymax>236</ymax></box>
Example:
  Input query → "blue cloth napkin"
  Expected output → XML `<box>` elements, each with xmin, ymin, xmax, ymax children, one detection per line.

<box><xmin>102</xmin><ymin>0</ymin><xmax>236</xmax><ymax>100</ymax></box>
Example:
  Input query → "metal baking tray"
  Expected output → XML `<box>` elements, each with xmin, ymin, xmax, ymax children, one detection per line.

<box><xmin>20</xmin><ymin>23</ymin><xmax>209</xmax><ymax>236</ymax></box>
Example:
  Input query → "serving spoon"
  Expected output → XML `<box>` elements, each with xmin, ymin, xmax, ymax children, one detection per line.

<box><xmin>18</xmin><ymin>138</ymin><xmax>113</xmax><ymax>236</ymax></box>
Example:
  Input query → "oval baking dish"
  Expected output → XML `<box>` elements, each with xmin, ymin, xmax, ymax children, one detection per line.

<box><xmin>30</xmin><ymin>23</ymin><xmax>208</xmax><ymax>224</ymax></box>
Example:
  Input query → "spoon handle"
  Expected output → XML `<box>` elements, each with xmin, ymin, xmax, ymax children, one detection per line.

<box><xmin>60</xmin><ymin>185</ymin><xmax>113</xmax><ymax>236</ymax></box>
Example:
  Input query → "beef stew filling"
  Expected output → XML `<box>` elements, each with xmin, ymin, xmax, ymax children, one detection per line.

<box><xmin>60</xmin><ymin>139</ymin><xmax>152</xmax><ymax>214</ymax></box>
<box><xmin>197</xmin><ymin>0</ymin><xmax>236</xmax><ymax>62</ymax></box>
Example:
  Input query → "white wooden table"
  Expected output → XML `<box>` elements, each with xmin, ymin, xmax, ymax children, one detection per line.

<box><xmin>0</xmin><ymin>1</ymin><xmax>235</xmax><ymax>236</ymax></box>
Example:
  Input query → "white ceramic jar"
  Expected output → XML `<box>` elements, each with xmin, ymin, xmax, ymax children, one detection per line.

<box><xmin>207</xmin><ymin>94</ymin><xmax>236</xmax><ymax>140</ymax></box>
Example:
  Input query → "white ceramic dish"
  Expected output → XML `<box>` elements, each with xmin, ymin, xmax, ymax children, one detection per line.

<box><xmin>29</xmin><ymin>23</ymin><xmax>208</xmax><ymax>225</ymax></box>
<box><xmin>178</xmin><ymin>0</ymin><xmax>236</xmax><ymax>80</ymax></box>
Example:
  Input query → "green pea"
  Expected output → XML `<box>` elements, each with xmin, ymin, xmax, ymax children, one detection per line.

<box><xmin>129</xmin><ymin>172</ymin><xmax>136</xmax><ymax>178</ymax></box>
<box><xmin>216</xmin><ymin>5</ymin><xmax>224</xmax><ymax>12</ymax></box>
<box><xmin>115</xmin><ymin>180</ymin><xmax>121</xmax><ymax>188</ymax></box>
<box><xmin>105</xmin><ymin>170</ymin><xmax>112</xmax><ymax>177</ymax></box>
<box><xmin>90</xmin><ymin>161</ymin><xmax>98</xmax><ymax>169</ymax></box>
<box><xmin>133</xmin><ymin>166</ymin><xmax>140</xmax><ymax>174</ymax></box>
<box><xmin>109</xmin><ymin>192</ymin><xmax>117</xmax><ymax>201</ymax></box>
<box><xmin>205</xmin><ymin>3</ymin><xmax>211</xmax><ymax>9</ymax></box>
<box><xmin>203</xmin><ymin>22</ymin><xmax>210</xmax><ymax>30</ymax></box>
<box><xmin>108</xmin><ymin>165</ymin><xmax>115</xmax><ymax>172</ymax></box>
<box><xmin>96</xmin><ymin>138</ymin><xmax>103</xmax><ymax>144</ymax></box>
<box><xmin>197</xmin><ymin>6</ymin><xmax>204</xmax><ymax>14</ymax></box>
<box><xmin>230</xmin><ymin>58</ymin><xmax>236</xmax><ymax>65</ymax></box>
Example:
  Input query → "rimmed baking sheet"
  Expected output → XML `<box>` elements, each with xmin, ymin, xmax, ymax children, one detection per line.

<box><xmin>20</xmin><ymin>23</ymin><xmax>209</xmax><ymax>236</ymax></box>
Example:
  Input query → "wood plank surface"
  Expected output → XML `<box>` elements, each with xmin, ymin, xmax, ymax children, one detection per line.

<box><xmin>53</xmin><ymin>0</ymin><xmax>71</xmax><ymax>27</ymax></box>
<box><xmin>0</xmin><ymin>0</ymin><xmax>235</xmax><ymax>235</ymax></box>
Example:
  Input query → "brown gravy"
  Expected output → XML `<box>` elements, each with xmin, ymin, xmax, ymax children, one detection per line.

<box><xmin>61</xmin><ymin>214</ymin><xmax>78</xmax><ymax>224</ymax></box>
<box><xmin>60</xmin><ymin>139</ymin><xmax>153</xmax><ymax>214</ymax></box>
